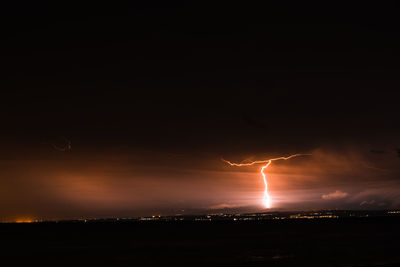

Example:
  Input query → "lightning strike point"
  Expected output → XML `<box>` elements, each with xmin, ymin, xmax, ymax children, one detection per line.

<box><xmin>222</xmin><ymin>154</ymin><xmax>311</xmax><ymax>209</ymax></box>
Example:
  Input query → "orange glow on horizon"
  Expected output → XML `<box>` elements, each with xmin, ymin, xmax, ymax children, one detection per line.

<box><xmin>14</xmin><ymin>218</ymin><xmax>35</xmax><ymax>223</ymax></box>
<box><xmin>222</xmin><ymin>154</ymin><xmax>311</xmax><ymax>208</ymax></box>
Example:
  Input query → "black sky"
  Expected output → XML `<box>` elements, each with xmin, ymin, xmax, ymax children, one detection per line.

<box><xmin>1</xmin><ymin>2</ymin><xmax>399</xmax><ymax>153</ymax></box>
<box><xmin>1</xmin><ymin>3</ymin><xmax>400</xmax><ymax>219</ymax></box>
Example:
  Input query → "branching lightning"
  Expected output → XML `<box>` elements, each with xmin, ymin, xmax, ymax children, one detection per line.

<box><xmin>52</xmin><ymin>138</ymin><xmax>72</xmax><ymax>152</ymax></box>
<box><xmin>222</xmin><ymin>154</ymin><xmax>311</xmax><ymax>208</ymax></box>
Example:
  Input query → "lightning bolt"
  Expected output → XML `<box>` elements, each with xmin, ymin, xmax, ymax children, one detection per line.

<box><xmin>52</xmin><ymin>138</ymin><xmax>72</xmax><ymax>152</ymax></box>
<box><xmin>222</xmin><ymin>154</ymin><xmax>311</xmax><ymax>208</ymax></box>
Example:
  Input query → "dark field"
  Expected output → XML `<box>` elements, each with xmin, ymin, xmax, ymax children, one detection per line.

<box><xmin>1</xmin><ymin>218</ymin><xmax>400</xmax><ymax>266</ymax></box>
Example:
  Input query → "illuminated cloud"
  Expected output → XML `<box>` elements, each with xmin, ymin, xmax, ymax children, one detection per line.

<box><xmin>360</xmin><ymin>200</ymin><xmax>376</xmax><ymax>206</ymax></box>
<box><xmin>208</xmin><ymin>203</ymin><xmax>244</xmax><ymax>209</ymax></box>
<box><xmin>322</xmin><ymin>190</ymin><xmax>349</xmax><ymax>200</ymax></box>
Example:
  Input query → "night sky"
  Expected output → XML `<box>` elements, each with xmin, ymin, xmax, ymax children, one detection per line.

<box><xmin>1</xmin><ymin>3</ymin><xmax>400</xmax><ymax>221</ymax></box>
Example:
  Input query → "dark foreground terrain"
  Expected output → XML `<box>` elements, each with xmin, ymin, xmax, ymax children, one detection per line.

<box><xmin>1</xmin><ymin>217</ymin><xmax>400</xmax><ymax>266</ymax></box>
